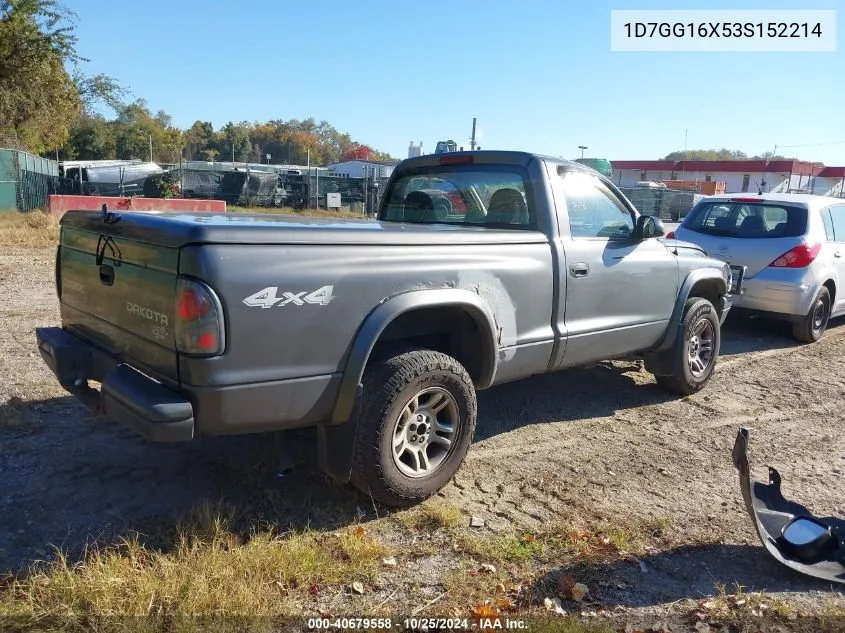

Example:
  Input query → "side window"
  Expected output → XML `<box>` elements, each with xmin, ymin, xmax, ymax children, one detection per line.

<box><xmin>560</xmin><ymin>171</ymin><xmax>635</xmax><ymax>239</ymax></box>
<box><xmin>694</xmin><ymin>204</ymin><xmax>731</xmax><ymax>228</ymax></box>
<box><xmin>821</xmin><ymin>208</ymin><xmax>835</xmax><ymax>241</ymax></box>
<box><xmin>830</xmin><ymin>206</ymin><xmax>845</xmax><ymax>242</ymax></box>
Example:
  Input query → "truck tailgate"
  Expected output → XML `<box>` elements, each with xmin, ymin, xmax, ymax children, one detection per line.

<box><xmin>57</xmin><ymin>221</ymin><xmax>180</xmax><ymax>385</ymax></box>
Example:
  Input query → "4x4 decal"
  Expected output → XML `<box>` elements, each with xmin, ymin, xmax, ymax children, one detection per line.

<box><xmin>242</xmin><ymin>285</ymin><xmax>334</xmax><ymax>309</ymax></box>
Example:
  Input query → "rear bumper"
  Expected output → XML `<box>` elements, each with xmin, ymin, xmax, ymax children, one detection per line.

<box><xmin>36</xmin><ymin>327</ymin><xmax>194</xmax><ymax>441</ymax></box>
<box><xmin>731</xmin><ymin>276</ymin><xmax>816</xmax><ymax>319</ymax></box>
<box><xmin>35</xmin><ymin>326</ymin><xmax>342</xmax><ymax>442</ymax></box>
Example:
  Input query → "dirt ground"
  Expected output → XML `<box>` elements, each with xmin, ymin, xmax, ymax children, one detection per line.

<box><xmin>3</xmin><ymin>245</ymin><xmax>845</xmax><ymax>628</ymax></box>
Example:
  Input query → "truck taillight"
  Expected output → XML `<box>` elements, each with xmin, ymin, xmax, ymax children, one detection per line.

<box><xmin>768</xmin><ymin>242</ymin><xmax>821</xmax><ymax>269</ymax></box>
<box><xmin>175</xmin><ymin>277</ymin><xmax>225</xmax><ymax>356</ymax></box>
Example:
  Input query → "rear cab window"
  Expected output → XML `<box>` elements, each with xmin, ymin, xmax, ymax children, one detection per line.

<box><xmin>379</xmin><ymin>165</ymin><xmax>535</xmax><ymax>228</ymax></box>
<box><xmin>683</xmin><ymin>200</ymin><xmax>807</xmax><ymax>238</ymax></box>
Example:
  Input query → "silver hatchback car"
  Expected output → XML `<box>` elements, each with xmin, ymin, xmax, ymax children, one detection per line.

<box><xmin>671</xmin><ymin>193</ymin><xmax>845</xmax><ymax>342</ymax></box>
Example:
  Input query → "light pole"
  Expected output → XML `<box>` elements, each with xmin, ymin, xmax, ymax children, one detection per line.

<box><xmin>578</xmin><ymin>145</ymin><xmax>588</xmax><ymax>159</ymax></box>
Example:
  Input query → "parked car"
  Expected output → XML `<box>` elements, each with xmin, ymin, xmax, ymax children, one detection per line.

<box><xmin>670</xmin><ymin>193</ymin><xmax>845</xmax><ymax>342</ymax></box>
<box><xmin>35</xmin><ymin>151</ymin><xmax>733</xmax><ymax>507</ymax></box>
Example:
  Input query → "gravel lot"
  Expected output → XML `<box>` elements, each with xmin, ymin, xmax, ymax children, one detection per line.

<box><xmin>3</xmin><ymin>245</ymin><xmax>845</xmax><ymax>622</ymax></box>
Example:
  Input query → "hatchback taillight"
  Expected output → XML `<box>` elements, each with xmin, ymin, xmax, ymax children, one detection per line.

<box><xmin>768</xmin><ymin>242</ymin><xmax>821</xmax><ymax>269</ymax></box>
<box><xmin>175</xmin><ymin>277</ymin><xmax>225</xmax><ymax>356</ymax></box>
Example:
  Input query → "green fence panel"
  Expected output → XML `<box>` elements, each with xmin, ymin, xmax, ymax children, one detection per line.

<box><xmin>0</xmin><ymin>150</ymin><xmax>17</xmax><ymax>211</ymax></box>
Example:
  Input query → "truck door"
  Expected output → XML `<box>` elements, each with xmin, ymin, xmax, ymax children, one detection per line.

<box><xmin>549</xmin><ymin>168</ymin><xmax>679</xmax><ymax>368</ymax></box>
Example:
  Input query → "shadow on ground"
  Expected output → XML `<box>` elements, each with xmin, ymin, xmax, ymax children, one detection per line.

<box><xmin>719</xmin><ymin>312</ymin><xmax>845</xmax><ymax>358</ymax></box>
<box><xmin>5</xmin><ymin>315</ymin><xmax>842</xmax><ymax>576</ymax></box>
<box><xmin>534</xmin><ymin>542</ymin><xmax>839</xmax><ymax>610</ymax></box>
<box><xmin>0</xmin><ymin>358</ymin><xmax>673</xmax><ymax>575</ymax></box>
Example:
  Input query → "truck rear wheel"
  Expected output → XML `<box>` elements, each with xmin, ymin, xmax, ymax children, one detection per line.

<box><xmin>350</xmin><ymin>348</ymin><xmax>477</xmax><ymax>507</ymax></box>
<box><xmin>653</xmin><ymin>297</ymin><xmax>721</xmax><ymax>395</ymax></box>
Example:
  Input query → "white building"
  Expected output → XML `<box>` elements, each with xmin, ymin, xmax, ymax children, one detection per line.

<box><xmin>326</xmin><ymin>159</ymin><xmax>399</xmax><ymax>179</ymax></box>
<box><xmin>408</xmin><ymin>142</ymin><xmax>423</xmax><ymax>158</ymax></box>
<box><xmin>611</xmin><ymin>159</ymin><xmax>843</xmax><ymax>195</ymax></box>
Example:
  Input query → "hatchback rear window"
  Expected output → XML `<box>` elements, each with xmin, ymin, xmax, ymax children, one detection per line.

<box><xmin>683</xmin><ymin>201</ymin><xmax>807</xmax><ymax>238</ymax></box>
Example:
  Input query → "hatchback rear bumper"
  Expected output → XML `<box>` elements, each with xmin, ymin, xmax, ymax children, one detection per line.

<box><xmin>731</xmin><ymin>277</ymin><xmax>816</xmax><ymax>319</ymax></box>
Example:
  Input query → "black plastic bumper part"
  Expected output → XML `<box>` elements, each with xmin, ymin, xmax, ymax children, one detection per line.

<box><xmin>36</xmin><ymin>326</ymin><xmax>194</xmax><ymax>442</ymax></box>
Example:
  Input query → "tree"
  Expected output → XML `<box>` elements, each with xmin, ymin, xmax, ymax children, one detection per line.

<box><xmin>0</xmin><ymin>0</ymin><xmax>82</xmax><ymax>151</ymax></box>
<box><xmin>185</xmin><ymin>120</ymin><xmax>213</xmax><ymax>160</ymax></box>
<box><xmin>661</xmin><ymin>148</ymin><xmax>749</xmax><ymax>161</ymax></box>
<box><xmin>113</xmin><ymin>99</ymin><xmax>183</xmax><ymax>163</ymax></box>
<box><xmin>750</xmin><ymin>151</ymin><xmax>791</xmax><ymax>161</ymax></box>
<box><xmin>0</xmin><ymin>0</ymin><xmax>125</xmax><ymax>153</ymax></box>
<box><xmin>63</xmin><ymin>113</ymin><xmax>116</xmax><ymax>160</ymax></box>
<box><xmin>73</xmin><ymin>70</ymin><xmax>127</xmax><ymax>114</ymax></box>
<box><xmin>341</xmin><ymin>144</ymin><xmax>372</xmax><ymax>161</ymax></box>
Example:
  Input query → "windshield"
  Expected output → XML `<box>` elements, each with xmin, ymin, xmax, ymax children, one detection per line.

<box><xmin>379</xmin><ymin>165</ymin><xmax>535</xmax><ymax>228</ymax></box>
<box><xmin>683</xmin><ymin>201</ymin><xmax>807</xmax><ymax>238</ymax></box>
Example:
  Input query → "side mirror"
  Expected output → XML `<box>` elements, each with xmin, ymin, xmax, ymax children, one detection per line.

<box><xmin>635</xmin><ymin>215</ymin><xmax>666</xmax><ymax>240</ymax></box>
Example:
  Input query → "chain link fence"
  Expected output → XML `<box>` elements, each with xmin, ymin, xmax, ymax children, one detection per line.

<box><xmin>0</xmin><ymin>141</ymin><xmax>61</xmax><ymax>212</ymax></box>
<box><xmin>618</xmin><ymin>185</ymin><xmax>704</xmax><ymax>222</ymax></box>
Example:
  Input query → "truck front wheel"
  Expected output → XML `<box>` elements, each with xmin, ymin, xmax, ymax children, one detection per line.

<box><xmin>652</xmin><ymin>297</ymin><xmax>721</xmax><ymax>395</ymax></box>
<box><xmin>350</xmin><ymin>348</ymin><xmax>477</xmax><ymax>507</ymax></box>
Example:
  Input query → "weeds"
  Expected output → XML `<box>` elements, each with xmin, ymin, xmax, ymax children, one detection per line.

<box><xmin>0</xmin><ymin>210</ymin><xmax>59</xmax><ymax>246</ymax></box>
<box><xmin>0</xmin><ymin>396</ymin><xmax>29</xmax><ymax>429</ymax></box>
<box><xmin>0</xmin><ymin>504</ymin><xmax>392</xmax><ymax>619</ymax></box>
<box><xmin>228</xmin><ymin>205</ymin><xmax>368</xmax><ymax>219</ymax></box>
<box><xmin>395</xmin><ymin>500</ymin><xmax>463</xmax><ymax>532</ymax></box>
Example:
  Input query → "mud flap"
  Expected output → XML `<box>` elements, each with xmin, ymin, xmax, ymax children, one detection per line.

<box><xmin>732</xmin><ymin>427</ymin><xmax>845</xmax><ymax>583</ymax></box>
<box><xmin>317</xmin><ymin>384</ymin><xmax>362</xmax><ymax>482</ymax></box>
<box><xmin>642</xmin><ymin>348</ymin><xmax>675</xmax><ymax>376</ymax></box>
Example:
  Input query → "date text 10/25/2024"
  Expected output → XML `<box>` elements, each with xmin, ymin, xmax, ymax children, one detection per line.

<box><xmin>306</xmin><ymin>617</ymin><xmax>529</xmax><ymax>630</ymax></box>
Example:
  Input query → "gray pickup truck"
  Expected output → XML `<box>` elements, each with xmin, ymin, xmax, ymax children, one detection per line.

<box><xmin>36</xmin><ymin>151</ymin><xmax>733</xmax><ymax>507</ymax></box>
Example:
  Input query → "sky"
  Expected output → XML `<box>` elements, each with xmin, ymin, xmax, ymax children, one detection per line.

<box><xmin>67</xmin><ymin>0</ymin><xmax>844</xmax><ymax>164</ymax></box>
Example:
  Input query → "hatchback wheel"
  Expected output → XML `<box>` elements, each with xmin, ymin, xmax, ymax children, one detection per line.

<box><xmin>792</xmin><ymin>286</ymin><xmax>831</xmax><ymax>343</ymax></box>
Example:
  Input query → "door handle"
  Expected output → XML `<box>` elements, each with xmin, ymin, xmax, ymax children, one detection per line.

<box><xmin>569</xmin><ymin>262</ymin><xmax>590</xmax><ymax>278</ymax></box>
<box><xmin>99</xmin><ymin>264</ymin><xmax>115</xmax><ymax>286</ymax></box>
<box><xmin>835</xmin><ymin>251</ymin><xmax>842</xmax><ymax>258</ymax></box>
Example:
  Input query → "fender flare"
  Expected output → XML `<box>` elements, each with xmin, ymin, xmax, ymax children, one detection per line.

<box><xmin>653</xmin><ymin>268</ymin><xmax>728</xmax><ymax>353</ymax></box>
<box><xmin>317</xmin><ymin>289</ymin><xmax>499</xmax><ymax>483</ymax></box>
<box><xmin>329</xmin><ymin>288</ymin><xmax>500</xmax><ymax>426</ymax></box>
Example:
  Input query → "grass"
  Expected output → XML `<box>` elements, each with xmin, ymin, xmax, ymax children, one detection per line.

<box><xmin>394</xmin><ymin>500</ymin><xmax>464</xmax><ymax>532</ymax></box>
<box><xmin>0</xmin><ymin>502</ymin><xmax>392</xmax><ymax>621</ymax></box>
<box><xmin>228</xmin><ymin>205</ymin><xmax>368</xmax><ymax>219</ymax></box>
<box><xmin>0</xmin><ymin>396</ymin><xmax>29</xmax><ymax>430</ymax></box>
<box><xmin>0</xmin><ymin>210</ymin><xmax>59</xmax><ymax>247</ymax></box>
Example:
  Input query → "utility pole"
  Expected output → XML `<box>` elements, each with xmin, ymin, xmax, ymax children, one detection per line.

<box><xmin>578</xmin><ymin>145</ymin><xmax>588</xmax><ymax>159</ymax></box>
<box><xmin>470</xmin><ymin>117</ymin><xmax>477</xmax><ymax>151</ymax></box>
<box><xmin>149</xmin><ymin>135</ymin><xmax>153</xmax><ymax>162</ymax></box>
<box><xmin>307</xmin><ymin>148</ymin><xmax>312</xmax><ymax>208</ymax></box>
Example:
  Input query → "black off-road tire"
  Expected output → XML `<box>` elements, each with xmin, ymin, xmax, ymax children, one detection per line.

<box><xmin>349</xmin><ymin>348</ymin><xmax>477</xmax><ymax>508</ymax></box>
<box><xmin>654</xmin><ymin>297</ymin><xmax>721</xmax><ymax>395</ymax></box>
<box><xmin>792</xmin><ymin>286</ymin><xmax>831</xmax><ymax>343</ymax></box>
